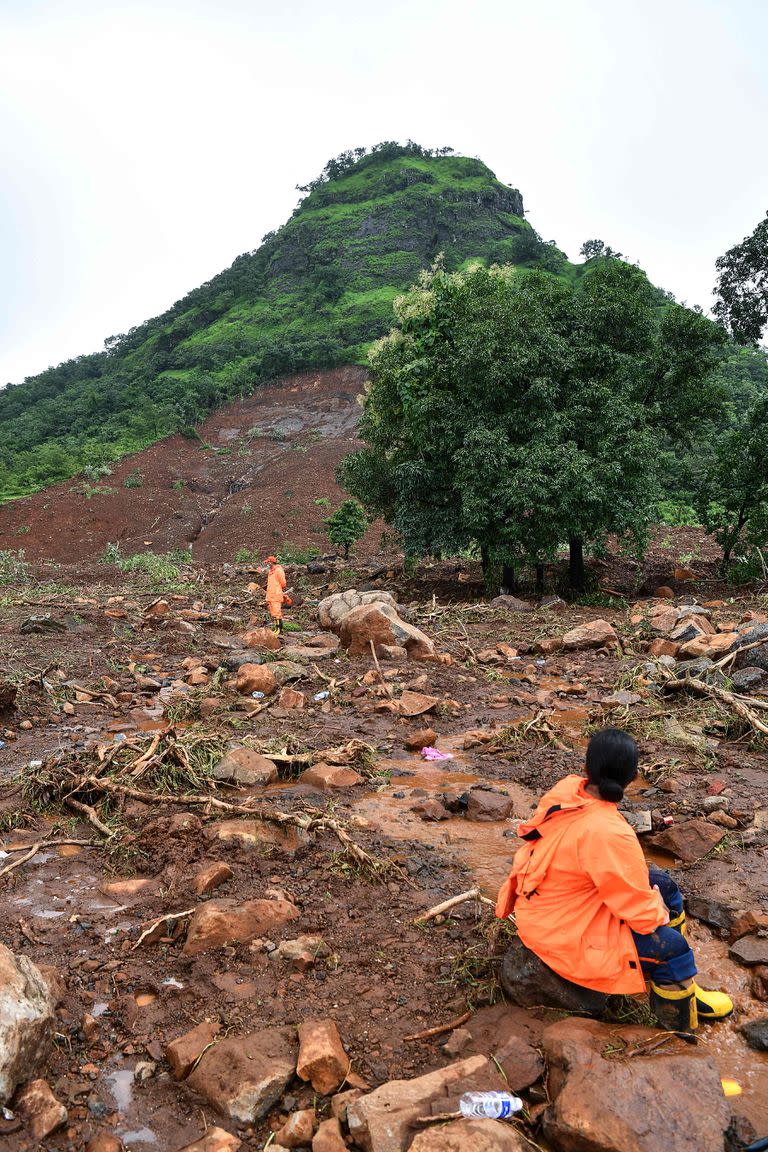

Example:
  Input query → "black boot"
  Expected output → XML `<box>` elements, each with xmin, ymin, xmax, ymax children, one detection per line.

<box><xmin>650</xmin><ymin>982</ymin><xmax>697</xmax><ymax>1034</ymax></box>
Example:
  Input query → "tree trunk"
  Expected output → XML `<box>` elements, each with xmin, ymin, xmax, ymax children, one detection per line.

<box><xmin>569</xmin><ymin>537</ymin><xmax>585</xmax><ymax>592</ymax></box>
<box><xmin>501</xmin><ymin>563</ymin><xmax>517</xmax><ymax>594</ymax></box>
<box><xmin>535</xmin><ymin>563</ymin><xmax>545</xmax><ymax>596</ymax></box>
<box><xmin>480</xmin><ymin>545</ymin><xmax>491</xmax><ymax>580</ymax></box>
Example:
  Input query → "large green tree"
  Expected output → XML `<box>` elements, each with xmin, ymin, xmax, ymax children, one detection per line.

<box><xmin>714</xmin><ymin>211</ymin><xmax>768</xmax><ymax>344</ymax></box>
<box><xmin>340</xmin><ymin>261</ymin><xmax>725</xmax><ymax>590</ymax></box>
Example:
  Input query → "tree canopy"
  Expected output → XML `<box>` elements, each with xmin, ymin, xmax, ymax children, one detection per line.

<box><xmin>340</xmin><ymin>261</ymin><xmax>726</xmax><ymax>588</ymax></box>
<box><xmin>714</xmin><ymin>211</ymin><xmax>768</xmax><ymax>344</ymax></box>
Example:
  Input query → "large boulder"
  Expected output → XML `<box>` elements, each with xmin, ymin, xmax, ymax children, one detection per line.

<box><xmin>318</xmin><ymin>590</ymin><xmax>401</xmax><ymax>631</ymax></box>
<box><xmin>499</xmin><ymin>936</ymin><xmax>608</xmax><ymax>1016</ymax></box>
<box><xmin>542</xmin><ymin>1017</ymin><xmax>730</xmax><ymax>1152</ymax></box>
<box><xmin>186</xmin><ymin>1028</ymin><xmax>297</xmax><ymax>1122</ymax></box>
<box><xmin>347</xmin><ymin>1056</ymin><xmax>506</xmax><ymax>1152</ymax></box>
<box><xmin>0</xmin><ymin>945</ymin><xmax>55</xmax><ymax>1104</ymax></box>
<box><xmin>318</xmin><ymin>591</ymin><xmax>436</xmax><ymax>661</ymax></box>
<box><xmin>646</xmin><ymin>817</ymin><xmax>724</xmax><ymax>863</ymax></box>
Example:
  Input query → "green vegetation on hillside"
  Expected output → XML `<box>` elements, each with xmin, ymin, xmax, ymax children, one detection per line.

<box><xmin>0</xmin><ymin>141</ymin><xmax>564</xmax><ymax>502</ymax></box>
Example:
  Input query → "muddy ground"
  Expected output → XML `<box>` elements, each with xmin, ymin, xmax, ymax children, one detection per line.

<box><xmin>0</xmin><ymin>543</ymin><xmax>767</xmax><ymax>1150</ymax></box>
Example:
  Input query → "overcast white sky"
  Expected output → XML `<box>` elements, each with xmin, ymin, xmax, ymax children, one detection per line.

<box><xmin>1</xmin><ymin>0</ymin><xmax>766</xmax><ymax>386</ymax></box>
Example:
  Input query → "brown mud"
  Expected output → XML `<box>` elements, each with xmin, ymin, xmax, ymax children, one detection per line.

<box><xmin>0</xmin><ymin>547</ymin><xmax>767</xmax><ymax>1149</ymax></box>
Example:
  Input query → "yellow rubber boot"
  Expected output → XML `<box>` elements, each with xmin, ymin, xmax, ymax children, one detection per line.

<box><xmin>694</xmin><ymin>984</ymin><xmax>733</xmax><ymax>1021</ymax></box>
<box><xmin>650</xmin><ymin>982</ymin><xmax>698</xmax><ymax>1034</ymax></box>
<box><xmin>667</xmin><ymin>909</ymin><xmax>687</xmax><ymax>938</ymax></box>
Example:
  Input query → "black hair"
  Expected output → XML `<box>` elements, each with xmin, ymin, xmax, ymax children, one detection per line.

<box><xmin>585</xmin><ymin>728</ymin><xmax>639</xmax><ymax>803</ymax></box>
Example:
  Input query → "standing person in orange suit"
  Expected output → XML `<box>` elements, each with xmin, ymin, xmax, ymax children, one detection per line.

<box><xmin>264</xmin><ymin>555</ymin><xmax>288</xmax><ymax>634</ymax></box>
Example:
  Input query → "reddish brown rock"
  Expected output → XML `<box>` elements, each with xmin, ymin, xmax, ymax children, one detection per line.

<box><xmin>654</xmin><ymin>585</ymin><xmax>675</xmax><ymax>599</ymax></box>
<box><xmin>410</xmin><ymin>1119</ymin><xmax>528</xmax><ymax>1151</ymax></box>
<box><xmin>330</xmin><ymin>1088</ymin><xmax>363</xmax><ymax>1123</ymax></box>
<box><xmin>192</xmin><ymin>862</ymin><xmax>234</xmax><ymax>897</ymax></box>
<box><xmin>648</xmin><ymin>606</ymin><xmax>679</xmax><ymax>633</ymax></box>
<box><xmin>186</xmin><ymin>1028</ymin><xmax>297</xmax><ymax>1122</ymax></box>
<box><xmin>536</xmin><ymin>637</ymin><xmax>563</xmax><ymax>655</ymax></box>
<box><xmin>347</xmin><ymin>1056</ymin><xmax>505</xmax><ymax>1152</ymax></box>
<box><xmin>647</xmin><ymin>638</ymin><xmax>680</xmax><ymax>657</ymax></box>
<box><xmin>300</xmin><ymin>764</ymin><xmax>362</xmax><ymax>790</ymax></box>
<box><xmin>561</xmin><ymin>620</ymin><xmax>618</xmax><ymax>650</ymax></box>
<box><xmin>297</xmin><ymin>1019</ymin><xmax>350</xmax><ymax>1095</ymax></box>
<box><xmin>165</xmin><ymin>1019</ymin><xmax>221</xmax><ymax>1079</ymax></box>
<box><xmin>243</xmin><ymin>627</ymin><xmax>282</xmax><ymax>651</ymax></box>
<box><xmin>312</xmin><ymin>1118</ymin><xmax>347</xmax><ymax>1152</ymax></box>
<box><xmin>404</xmin><ymin>726</ymin><xmax>437</xmax><ymax>751</ymax></box>
<box><xmin>99</xmin><ymin>877</ymin><xmax>156</xmax><ymax>901</ymax></box>
<box><xmin>648</xmin><ymin>818</ymin><xmax>724</xmax><ymax>863</ymax></box>
<box><xmin>398</xmin><ymin>690</ymin><xmax>438</xmax><ymax>717</ymax></box>
<box><xmin>235</xmin><ymin>664</ymin><xmax>278</xmax><ymax>696</ymax></box>
<box><xmin>679</xmin><ymin>632</ymin><xmax>738</xmax><ymax>659</ymax></box>
<box><xmin>730</xmin><ymin>935</ymin><xmax>768</xmax><ymax>966</ymax></box>
<box><xmin>144</xmin><ymin>598</ymin><xmax>170</xmax><ymax>617</ymax></box>
<box><xmin>412</xmin><ymin>798</ymin><xmax>451</xmax><ymax>821</ymax></box>
<box><xmin>183</xmin><ymin>899</ymin><xmax>299</xmax><ymax>955</ymax></box>
<box><xmin>751</xmin><ymin>966</ymin><xmax>768</xmax><ymax>1001</ymax></box>
<box><xmin>674</xmin><ymin>566</ymin><xmax>697</xmax><ymax>581</ymax></box>
<box><xmin>17</xmin><ymin>1079</ymin><xmax>67</xmax><ymax>1141</ymax></box>
<box><xmin>212</xmin><ymin>819</ymin><xmax>293</xmax><ymax>851</ymax></box>
<box><xmin>542</xmin><ymin>1017</ymin><xmax>729</xmax><ymax>1152</ymax></box>
<box><xmin>337</xmin><ymin>602</ymin><xmax>436</xmax><ymax>661</ymax></box>
<box><xmin>85</xmin><ymin>1133</ymin><xmax>124</xmax><ymax>1152</ymax></box>
<box><xmin>213</xmin><ymin>747</ymin><xmax>278</xmax><ymax>785</ymax></box>
<box><xmin>175</xmin><ymin>1126</ymin><xmax>242</xmax><ymax>1151</ymax></box>
<box><xmin>275</xmin><ymin>1108</ymin><xmax>316</xmax><ymax>1148</ymax></box>
<box><xmin>278</xmin><ymin>686</ymin><xmax>306</xmax><ymax>710</ymax></box>
<box><xmin>465</xmin><ymin>789</ymin><xmax>515</xmax><ymax>822</ymax></box>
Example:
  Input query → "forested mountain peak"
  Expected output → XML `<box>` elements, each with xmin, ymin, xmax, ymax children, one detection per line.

<box><xmin>0</xmin><ymin>141</ymin><xmax>564</xmax><ymax>501</ymax></box>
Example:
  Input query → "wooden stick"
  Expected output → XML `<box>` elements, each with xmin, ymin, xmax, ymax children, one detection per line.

<box><xmin>414</xmin><ymin>887</ymin><xmax>482</xmax><ymax>925</ymax></box>
<box><xmin>404</xmin><ymin>1011</ymin><xmax>472</xmax><ymax>1042</ymax></box>
<box><xmin>133</xmin><ymin>907</ymin><xmax>197</xmax><ymax>950</ymax></box>
<box><xmin>65</xmin><ymin>798</ymin><xmax>114</xmax><ymax>839</ymax></box>
<box><xmin>369</xmin><ymin>640</ymin><xmax>391</xmax><ymax>696</ymax></box>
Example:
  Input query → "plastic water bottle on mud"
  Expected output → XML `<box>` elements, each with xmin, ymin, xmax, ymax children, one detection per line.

<box><xmin>458</xmin><ymin>1091</ymin><xmax>523</xmax><ymax>1119</ymax></box>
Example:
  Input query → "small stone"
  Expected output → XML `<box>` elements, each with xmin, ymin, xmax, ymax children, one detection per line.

<box><xmin>465</xmin><ymin>789</ymin><xmax>515</xmax><ymax>822</ymax></box>
<box><xmin>85</xmin><ymin>1134</ymin><xmax>124</xmax><ymax>1152</ymax></box>
<box><xmin>300</xmin><ymin>764</ymin><xmax>362</xmax><ymax>790</ymax></box>
<box><xmin>709</xmin><ymin>810</ymin><xmax>738</xmax><ymax>829</ymax></box>
<box><xmin>193</xmin><ymin>862</ymin><xmax>235</xmax><ymax>896</ymax></box>
<box><xmin>186</xmin><ymin>1029</ymin><xmax>297</xmax><ymax>1122</ymax></box>
<box><xmin>730</xmin><ymin>935</ymin><xmax>768</xmax><ymax>967</ymax></box>
<box><xmin>412</xmin><ymin>798</ymin><xmax>451</xmax><ymax>821</ymax></box>
<box><xmin>561</xmin><ymin>620</ymin><xmax>618</xmax><ymax>650</ymax></box>
<box><xmin>398</xmin><ymin>690</ymin><xmax>439</xmax><ymax>717</ymax></box>
<box><xmin>183</xmin><ymin>899</ymin><xmax>299</xmax><ymax>956</ymax></box>
<box><xmin>330</xmin><ymin>1088</ymin><xmax>362</xmax><ymax>1123</ymax></box>
<box><xmin>275</xmin><ymin>1108</ymin><xmax>316</xmax><ymax>1148</ymax></box>
<box><xmin>410</xmin><ymin>1118</ymin><xmax>528</xmax><ymax>1151</ymax></box>
<box><xmin>243</xmin><ymin>627</ymin><xmax>282</xmax><ymax>651</ymax></box>
<box><xmin>296</xmin><ymin>1019</ymin><xmax>350</xmax><ymax>1095</ymax></box>
<box><xmin>750</xmin><ymin>966</ymin><xmax>768</xmax><ymax>1001</ymax></box>
<box><xmin>165</xmin><ymin>1019</ymin><xmax>221</xmax><ymax>1079</ymax></box>
<box><xmin>654</xmin><ymin>586</ymin><xmax>675</xmax><ymax>599</ymax></box>
<box><xmin>213</xmin><ymin>747</ymin><xmax>278</xmax><ymax>785</ymax></box>
<box><xmin>278</xmin><ymin>687</ymin><xmax>305</xmax><ymax>710</ymax></box>
<box><xmin>17</xmin><ymin>1078</ymin><xmax>67</xmax><ymax>1141</ymax></box>
<box><xmin>235</xmin><ymin>664</ymin><xmax>278</xmax><ymax>696</ymax></box>
<box><xmin>312</xmin><ymin>1117</ymin><xmax>347</xmax><ymax>1152</ymax></box>
<box><xmin>174</xmin><ymin>1127</ymin><xmax>242</xmax><ymax>1152</ymax></box>
<box><xmin>648</xmin><ymin>638</ymin><xmax>680</xmax><ymax>658</ymax></box>
<box><xmin>404</xmin><ymin>727</ymin><xmax>437</xmax><ymax>751</ymax></box>
<box><xmin>740</xmin><ymin>1018</ymin><xmax>768</xmax><ymax>1051</ymax></box>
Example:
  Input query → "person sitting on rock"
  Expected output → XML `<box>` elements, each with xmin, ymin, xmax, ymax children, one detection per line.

<box><xmin>496</xmin><ymin>727</ymin><xmax>733</xmax><ymax>1033</ymax></box>
<box><xmin>263</xmin><ymin>555</ymin><xmax>288</xmax><ymax>635</ymax></box>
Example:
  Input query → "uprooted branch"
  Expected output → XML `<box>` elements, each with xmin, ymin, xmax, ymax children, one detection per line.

<box><xmin>663</xmin><ymin>676</ymin><xmax>768</xmax><ymax>736</ymax></box>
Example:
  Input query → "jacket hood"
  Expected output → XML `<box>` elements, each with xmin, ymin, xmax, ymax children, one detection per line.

<box><xmin>516</xmin><ymin>773</ymin><xmax>595</xmax><ymax>839</ymax></box>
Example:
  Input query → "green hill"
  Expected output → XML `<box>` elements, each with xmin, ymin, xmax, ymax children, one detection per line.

<box><xmin>0</xmin><ymin>142</ymin><xmax>574</xmax><ymax>502</ymax></box>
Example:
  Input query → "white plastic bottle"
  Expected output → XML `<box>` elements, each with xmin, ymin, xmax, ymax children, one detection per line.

<box><xmin>458</xmin><ymin>1091</ymin><xmax>523</xmax><ymax>1119</ymax></box>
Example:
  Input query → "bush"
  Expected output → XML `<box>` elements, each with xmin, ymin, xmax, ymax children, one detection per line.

<box><xmin>101</xmin><ymin>544</ymin><xmax>192</xmax><ymax>584</ymax></box>
<box><xmin>123</xmin><ymin>469</ymin><xmax>144</xmax><ymax>489</ymax></box>
<box><xmin>656</xmin><ymin>500</ymin><xmax>700</xmax><ymax>527</ymax></box>
<box><xmin>0</xmin><ymin>549</ymin><xmax>29</xmax><ymax>585</ymax></box>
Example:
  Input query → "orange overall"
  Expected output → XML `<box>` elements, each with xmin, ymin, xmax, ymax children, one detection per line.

<box><xmin>265</xmin><ymin>563</ymin><xmax>287</xmax><ymax>621</ymax></box>
<box><xmin>496</xmin><ymin>774</ymin><xmax>665</xmax><ymax>994</ymax></box>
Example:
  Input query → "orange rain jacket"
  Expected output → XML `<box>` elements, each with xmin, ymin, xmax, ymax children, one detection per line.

<box><xmin>496</xmin><ymin>774</ymin><xmax>666</xmax><ymax>994</ymax></box>
<box><xmin>265</xmin><ymin>563</ymin><xmax>287</xmax><ymax>617</ymax></box>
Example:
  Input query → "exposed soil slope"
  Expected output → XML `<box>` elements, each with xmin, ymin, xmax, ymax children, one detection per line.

<box><xmin>0</xmin><ymin>368</ymin><xmax>372</xmax><ymax>564</ymax></box>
